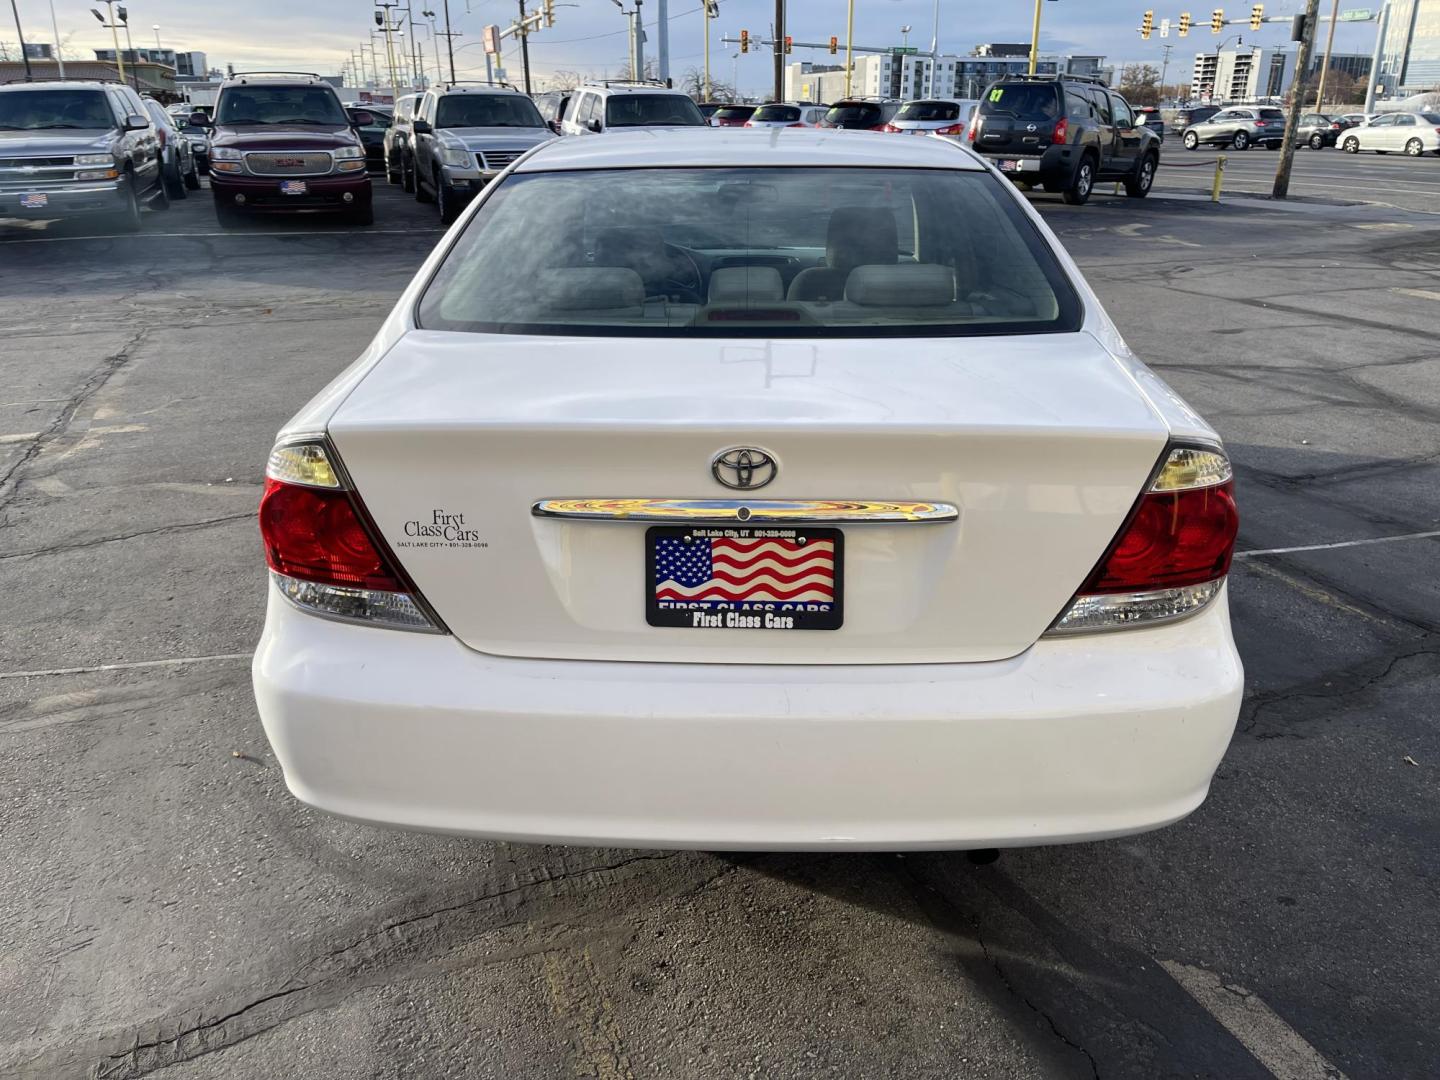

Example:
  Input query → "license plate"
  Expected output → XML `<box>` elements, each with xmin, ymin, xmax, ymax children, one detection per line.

<box><xmin>279</xmin><ymin>180</ymin><xmax>308</xmax><ymax>195</ymax></box>
<box><xmin>647</xmin><ymin>525</ymin><xmax>843</xmax><ymax>631</ymax></box>
<box><xmin>19</xmin><ymin>193</ymin><xmax>48</xmax><ymax>208</ymax></box>
<box><xmin>999</xmin><ymin>159</ymin><xmax>1019</xmax><ymax>172</ymax></box>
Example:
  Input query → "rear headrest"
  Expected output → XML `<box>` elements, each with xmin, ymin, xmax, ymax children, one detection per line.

<box><xmin>845</xmin><ymin>264</ymin><xmax>956</xmax><ymax>307</ymax></box>
<box><xmin>707</xmin><ymin>266</ymin><xmax>785</xmax><ymax>304</ymax></box>
<box><xmin>826</xmin><ymin>207</ymin><xmax>898</xmax><ymax>271</ymax></box>
<box><xmin>536</xmin><ymin>268</ymin><xmax>645</xmax><ymax>311</ymax></box>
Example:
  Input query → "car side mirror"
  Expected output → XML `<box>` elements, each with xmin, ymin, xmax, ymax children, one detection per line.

<box><xmin>347</xmin><ymin>108</ymin><xmax>376</xmax><ymax>128</ymax></box>
<box><xmin>124</xmin><ymin>114</ymin><xmax>150</xmax><ymax>131</ymax></box>
<box><xmin>586</xmin><ymin>118</ymin><xmax>602</xmax><ymax>133</ymax></box>
<box><xmin>412</xmin><ymin>118</ymin><xmax>432</xmax><ymax>135</ymax></box>
<box><xmin>548</xmin><ymin>120</ymin><xmax>562</xmax><ymax>134</ymax></box>
<box><xmin>188</xmin><ymin>112</ymin><xmax>211</xmax><ymax>128</ymax></box>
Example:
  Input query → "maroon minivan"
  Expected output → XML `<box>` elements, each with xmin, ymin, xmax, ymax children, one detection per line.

<box><xmin>205</xmin><ymin>72</ymin><xmax>373</xmax><ymax>227</ymax></box>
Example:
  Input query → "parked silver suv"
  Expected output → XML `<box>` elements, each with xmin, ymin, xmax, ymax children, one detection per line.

<box><xmin>0</xmin><ymin>79</ymin><xmax>165</xmax><ymax>231</ymax></box>
<box><xmin>410</xmin><ymin>83</ymin><xmax>554</xmax><ymax>224</ymax></box>
<box><xmin>1181</xmin><ymin>106</ymin><xmax>1287</xmax><ymax>152</ymax></box>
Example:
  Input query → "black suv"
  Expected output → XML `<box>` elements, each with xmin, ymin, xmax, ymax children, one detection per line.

<box><xmin>970</xmin><ymin>74</ymin><xmax>1161</xmax><ymax>205</ymax></box>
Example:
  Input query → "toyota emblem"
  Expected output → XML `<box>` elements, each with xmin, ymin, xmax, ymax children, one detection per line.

<box><xmin>711</xmin><ymin>447</ymin><xmax>777</xmax><ymax>490</ymax></box>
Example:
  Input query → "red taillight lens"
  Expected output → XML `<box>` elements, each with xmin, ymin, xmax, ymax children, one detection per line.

<box><xmin>936</xmin><ymin>122</ymin><xmax>965</xmax><ymax>135</ymax></box>
<box><xmin>1085</xmin><ymin>482</ymin><xmax>1238</xmax><ymax>593</ymax></box>
<box><xmin>881</xmin><ymin>122</ymin><xmax>901</xmax><ymax>132</ymax></box>
<box><xmin>260</xmin><ymin>478</ymin><xmax>402</xmax><ymax>591</ymax></box>
<box><xmin>1051</xmin><ymin>117</ymin><xmax>1068</xmax><ymax>143</ymax></box>
<box><xmin>1255</xmin><ymin>121</ymin><xmax>1266</xmax><ymax>127</ymax></box>
<box><xmin>787</xmin><ymin>122</ymin><xmax>805</xmax><ymax>127</ymax></box>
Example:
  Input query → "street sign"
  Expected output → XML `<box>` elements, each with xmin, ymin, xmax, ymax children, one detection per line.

<box><xmin>1339</xmin><ymin>8</ymin><xmax>1373</xmax><ymax>19</ymax></box>
<box><xmin>1161</xmin><ymin>17</ymin><xmax>1171</xmax><ymax>36</ymax></box>
<box><xmin>483</xmin><ymin>23</ymin><xmax>502</xmax><ymax>54</ymax></box>
<box><xmin>891</xmin><ymin>45</ymin><xmax>918</xmax><ymax>54</ymax></box>
<box><xmin>493</xmin><ymin>67</ymin><xmax>508</xmax><ymax>80</ymax></box>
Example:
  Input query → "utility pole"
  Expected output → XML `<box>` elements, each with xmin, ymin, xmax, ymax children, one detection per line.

<box><xmin>48</xmin><ymin>0</ymin><xmax>64</xmax><ymax>77</ymax></box>
<box><xmin>1028</xmin><ymin>0</ymin><xmax>1043</xmax><ymax>75</ymax></box>
<box><xmin>1313</xmin><ymin>0</ymin><xmax>1341</xmax><ymax>107</ymax></box>
<box><xmin>517</xmin><ymin>0</ymin><xmax>533</xmax><ymax>92</ymax></box>
<box><xmin>8</xmin><ymin>0</ymin><xmax>31</xmax><ymax>80</ymax></box>
<box><xmin>375</xmin><ymin>5</ymin><xmax>402</xmax><ymax>104</ymax></box>
<box><xmin>844</xmin><ymin>0</ymin><xmax>854</xmax><ymax>96</ymax></box>
<box><xmin>1364</xmin><ymin>1</ymin><xmax>1390</xmax><ymax>114</ymax></box>
<box><xmin>703</xmin><ymin>0</ymin><xmax>713</xmax><ymax>100</ymax></box>
<box><xmin>771</xmin><ymin>0</ymin><xmax>785</xmax><ymax>101</ymax></box>
<box><xmin>442</xmin><ymin>0</ymin><xmax>456</xmax><ymax>83</ymax></box>
<box><xmin>1274</xmin><ymin>0</ymin><xmax>1320</xmax><ymax>199</ymax></box>
<box><xmin>94</xmin><ymin>3</ymin><xmax>128</xmax><ymax>89</ymax></box>
<box><xmin>1159</xmin><ymin>43</ymin><xmax>1174</xmax><ymax>99</ymax></box>
<box><xmin>423</xmin><ymin>10</ymin><xmax>443</xmax><ymax>85</ymax></box>
<box><xmin>118</xmin><ymin>7</ymin><xmax>139</xmax><ymax>90</ymax></box>
<box><xmin>656</xmin><ymin>0</ymin><xmax>669</xmax><ymax>84</ymax></box>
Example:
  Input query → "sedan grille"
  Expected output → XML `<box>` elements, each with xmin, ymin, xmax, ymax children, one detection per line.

<box><xmin>244</xmin><ymin>152</ymin><xmax>333</xmax><ymax>177</ymax></box>
<box><xmin>477</xmin><ymin>149</ymin><xmax>524</xmax><ymax>171</ymax></box>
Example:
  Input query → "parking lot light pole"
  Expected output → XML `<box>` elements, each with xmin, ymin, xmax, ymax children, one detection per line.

<box><xmin>772</xmin><ymin>0</ymin><xmax>784</xmax><ymax>101</ymax></box>
<box><xmin>442</xmin><ymin>0</ymin><xmax>456</xmax><ymax>83</ymax></box>
<box><xmin>92</xmin><ymin>4</ymin><xmax>127</xmax><ymax>88</ymax></box>
<box><xmin>1314</xmin><ymin>0</ymin><xmax>1340</xmax><ymax>107</ymax></box>
<box><xmin>1273</xmin><ymin>0</ymin><xmax>1320</xmax><ymax>199</ymax></box>
<box><xmin>1364</xmin><ymin>2</ymin><xmax>1390</xmax><ymax>114</ymax></box>
<box><xmin>1028</xmin><ymin>0</ymin><xmax>1057</xmax><ymax>76</ymax></box>
<box><xmin>844</xmin><ymin>0</ymin><xmax>854</xmax><ymax>96</ymax></box>
<box><xmin>9</xmin><ymin>0</ymin><xmax>32</xmax><ymax>80</ymax></box>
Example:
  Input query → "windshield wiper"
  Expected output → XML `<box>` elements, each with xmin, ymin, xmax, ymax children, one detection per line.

<box><xmin>270</xmin><ymin>118</ymin><xmax>339</xmax><ymax>125</ymax></box>
<box><xmin>221</xmin><ymin>119</ymin><xmax>269</xmax><ymax>125</ymax></box>
<box><xmin>30</xmin><ymin>123</ymin><xmax>89</xmax><ymax>129</ymax></box>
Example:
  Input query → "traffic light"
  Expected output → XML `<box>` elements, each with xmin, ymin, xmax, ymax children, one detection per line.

<box><xmin>116</xmin><ymin>4</ymin><xmax>127</xmax><ymax>21</ymax></box>
<box><xmin>1178</xmin><ymin>11</ymin><xmax>1192</xmax><ymax>36</ymax></box>
<box><xmin>543</xmin><ymin>0</ymin><xmax>554</xmax><ymax>27</ymax></box>
<box><xmin>375</xmin><ymin>10</ymin><xmax>384</xmax><ymax>25</ymax></box>
<box><xmin>1249</xmin><ymin>3</ymin><xmax>1263</xmax><ymax>29</ymax></box>
<box><xmin>784</xmin><ymin>35</ymin><xmax>793</xmax><ymax>54</ymax></box>
<box><xmin>1211</xmin><ymin>8</ymin><xmax>1224</xmax><ymax>32</ymax></box>
<box><xmin>1141</xmin><ymin>10</ymin><xmax>1154</xmax><ymax>39</ymax></box>
<box><xmin>829</xmin><ymin>34</ymin><xmax>838</xmax><ymax>54</ymax></box>
<box><xmin>739</xmin><ymin>28</ymin><xmax>748</xmax><ymax>53</ymax></box>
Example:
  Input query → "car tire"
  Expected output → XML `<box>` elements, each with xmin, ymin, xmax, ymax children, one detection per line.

<box><xmin>1061</xmin><ymin>155</ymin><xmax>1095</xmax><ymax>205</ymax></box>
<box><xmin>183</xmin><ymin>162</ymin><xmax>201</xmax><ymax>190</ymax></box>
<box><xmin>1267</xmin><ymin>142</ymin><xmax>1281</xmax><ymax>151</ymax></box>
<box><xmin>415</xmin><ymin>164</ymin><xmax>434</xmax><ymax>203</ymax></box>
<box><xmin>1232</xmin><ymin>131</ymin><xmax>1250</xmax><ymax>151</ymax></box>
<box><xmin>347</xmin><ymin>203</ymin><xmax>375</xmax><ymax>226</ymax></box>
<box><xmin>401</xmin><ymin>153</ymin><xmax>416</xmax><ymax>193</ymax></box>
<box><xmin>214</xmin><ymin>201</ymin><xmax>244</xmax><ymax>229</ymax></box>
<box><xmin>163</xmin><ymin>160</ymin><xmax>187</xmax><ymax>199</ymax></box>
<box><xmin>1040</xmin><ymin>175</ymin><xmax>1064</xmax><ymax>193</ymax></box>
<box><xmin>1405</xmin><ymin>138</ymin><xmax>1424</xmax><ymax>157</ymax></box>
<box><xmin>1183</xmin><ymin>131</ymin><xmax>1199</xmax><ymax>150</ymax></box>
<box><xmin>150</xmin><ymin>173</ymin><xmax>170</xmax><ymax>211</ymax></box>
<box><xmin>106</xmin><ymin>178</ymin><xmax>142</xmax><ymax>233</ymax></box>
<box><xmin>437</xmin><ymin>175</ymin><xmax>460</xmax><ymax>225</ymax></box>
<box><xmin>1343</xmin><ymin>135</ymin><xmax>1360</xmax><ymax>153</ymax></box>
<box><xmin>1309</xmin><ymin>133</ymin><xmax>1324</xmax><ymax>149</ymax></box>
<box><xmin>1124</xmin><ymin>152</ymin><xmax>1157</xmax><ymax>198</ymax></box>
<box><xmin>386</xmin><ymin>154</ymin><xmax>400</xmax><ymax>185</ymax></box>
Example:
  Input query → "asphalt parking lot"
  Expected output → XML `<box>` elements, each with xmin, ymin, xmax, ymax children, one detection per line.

<box><xmin>2</xmin><ymin>168</ymin><xmax>1438</xmax><ymax>1079</ymax></box>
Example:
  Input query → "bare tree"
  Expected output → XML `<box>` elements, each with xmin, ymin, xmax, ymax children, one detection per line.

<box><xmin>677</xmin><ymin>65</ymin><xmax>735</xmax><ymax>102</ymax></box>
<box><xmin>546</xmin><ymin>69</ymin><xmax>595</xmax><ymax>90</ymax></box>
<box><xmin>1118</xmin><ymin>63</ymin><xmax>1161</xmax><ymax>107</ymax></box>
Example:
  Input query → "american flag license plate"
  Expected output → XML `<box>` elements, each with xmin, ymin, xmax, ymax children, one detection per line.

<box><xmin>279</xmin><ymin>180</ymin><xmax>308</xmax><ymax>195</ymax></box>
<box><xmin>647</xmin><ymin>526</ymin><xmax>843</xmax><ymax>631</ymax></box>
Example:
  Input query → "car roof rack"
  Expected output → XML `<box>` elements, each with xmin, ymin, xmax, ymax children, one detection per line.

<box><xmin>595</xmin><ymin>78</ymin><xmax>674</xmax><ymax>88</ymax></box>
<box><xmin>438</xmin><ymin>80</ymin><xmax>520</xmax><ymax>92</ymax></box>
<box><xmin>226</xmin><ymin>71</ymin><xmax>325</xmax><ymax>83</ymax></box>
<box><xmin>1007</xmin><ymin>72</ymin><xmax>1108</xmax><ymax>86</ymax></box>
<box><xmin>2</xmin><ymin>76</ymin><xmax>125</xmax><ymax>85</ymax></box>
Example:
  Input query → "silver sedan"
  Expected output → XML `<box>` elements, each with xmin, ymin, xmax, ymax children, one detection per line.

<box><xmin>1338</xmin><ymin>112</ymin><xmax>1440</xmax><ymax>156</ymax></box>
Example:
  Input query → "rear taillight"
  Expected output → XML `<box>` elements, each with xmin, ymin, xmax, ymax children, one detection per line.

<box><xmin>260</xmin><ymin>439</ymin><xmax>440</xmax><ymax>632</ymax></box>
<box><xmin>967</xmin><ymin>115</ymin><xmax>979</xmax><ymax>141</ymax></box>
<box><xmin>1047</xmin><ymin>445</ymin><xmax>1238</xmax><ymax>635</ymax></box>
<box><xmin>936</xmin><ymin>122</ymin><xmax>965</xmax><ymax>135</ymax></box>
<box><xmin>787</xmin><ymin>122</ymin><xmax>806</xmax><ymax>127</ymax></box>
<box><xmin>1051</xmin><ymin>117</ymin><xmax>1068</xmax><ymax>143</ymax></box>
<box><xmin>1330</xmin><ymin>122</ymin><xmax>1342</xmax><ymax>129</ymax></box>
<box><xmin>1255</xmin><ymin>121</ymin><xmax>1267</xmax><ymax>127</ymax></box>
<box><xmin>743</xmin><ymin>120</ymin><xmax>753</xmax><ymax>127</ymax></box>
<box><xmin>881</xmin><ymin>122</ymin><xmax>901</xmax><ymax>132</ymax></box>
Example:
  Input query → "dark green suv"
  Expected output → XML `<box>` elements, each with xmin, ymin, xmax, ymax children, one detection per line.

<box><xmin>970</xmin><ymin>74</ymin><xmax>1161</xmax><ymax>205</ymax></box>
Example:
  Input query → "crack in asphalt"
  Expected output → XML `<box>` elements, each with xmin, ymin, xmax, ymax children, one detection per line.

<box><xmin>1242</xmin><ymin>638</ymin><xmax>1440</xmax><ymax>734</ymax></box>
<box><xmin>0</xmin><ymin>511</ymin><xmax>258</xmax><ymax>562</ymax></box>
<box><xmin>0</xmin><ymin>327</ymin><xmax>149</xmax><ymax>512</ymax></box>
<box><xmin>87</xmin><ymin>851</ymin><xmax>683</xmax><ymax>1080</ymax></box>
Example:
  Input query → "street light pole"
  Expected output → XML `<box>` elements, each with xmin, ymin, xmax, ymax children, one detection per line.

<box><xmin>48</xmin><ymin>0</ymin><xmax>64</xmax><ymax>77</ymax></box>
<box><xmin>1028</xmin><ymin>0</ymin><xmax>1043</xmax><ymax>75</ymax></box>
<box><xmin>1364</xmin><ymin>1</ymin><xmax>1390</xmax><ymax>114</ymax></box>
<box><xmin>442</xmin><ymin>0</ymin><xmax>456</xmax><ymax>83</ymax></box>
<box><xmin>1274</xmin><ymin>0</ymin><xmax>1320</xmax><ymax>199</ymax></box>
<box><xmin>8</xmin><ymin>0</ymin><xmax>32</xmax><ymax>80</ymax></box>
<box><xmin>1313</xmin><ymin>0</ymin><xmax>1341</xmax><ymax>107</ymax></box>
<box><xmin>771</xmin><ymin>0</ymin><xmax>784</xmax><ymax>101</ymax></box>
<box><xmin>94</xmin><ymin>4</ymin><xmax>128</xmax><ymax>89</ymax></box>
<box><xmin>119</xmin><ymin>8</ymin><xmax>140</xmax><ymax>90</ymax></box>
<box><xmin>703</xmin><ymin>0</ymin><xmax>711</xmax><ymax>100</ymax></box>
<box><xmin>844</xmin><ymin>0</ymin><xmax>854</xmax><ymax>96</ymax></box>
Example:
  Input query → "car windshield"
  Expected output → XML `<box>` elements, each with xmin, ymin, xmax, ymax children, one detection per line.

<box><xmin>751</xmin><ymin>105</ymin><xmax>800</xmax><ymax>122</ymax></box>
<box><xmin>605</xmin><ymin>94</ymin><xmax>706</xmax><ymax>127</ymax></box>
<box><xmin>436</xmin><ymin>94</ymin><xmax>543</xmax><ymax>128</ymax></box>
<box><xmin>980</xmin><ymin>85</ymin><xmax>1059</xmax><ymax>120</ymax></box>
<box><xmin>1259</xmin><ymin>109</ymin><xmax>1286</xmax><ymax>120</ymax></box>
<box><xmin>216</xmin><ymin>86</ymin><xmax>348</xmax><ymax>125</ymax></box>
<box><xmin>418</xmin><ymin>166</ymin><xmax>1079</xmax><ymax>338</ymax></box>
<box><xmin>896</xmin><ymin>101</ymin><xmax>960</xmax><ymax>122</ymax></box>
<box><xmin>0</xmin><ymin>89</ymin><xmax>113</xmax><ymax>130</ymax></box>
<box><xmin>824</xmin><ymin>102</ymin><xmax>883</xmax><ymax>127</ymax></box>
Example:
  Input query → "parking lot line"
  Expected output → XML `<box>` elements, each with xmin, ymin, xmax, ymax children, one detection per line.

<box><xmin>0</xmin><ymin>653</ymin><xmax>251</xmax><ymax>681</ymax></box>
<box><xmin>1159</xmin><ymin>961</ymin><xmax>1350</xmax><ymax>1080</ymax></box>
<box><xmin>1236</xmin><ymin>529</ymin><xmax>1440</xmax><ymax>559</ymax></box>
<box><xmin>0</xmin><ymin>228</ymin><xmax>442</xmax><ymax>245</ymax></box>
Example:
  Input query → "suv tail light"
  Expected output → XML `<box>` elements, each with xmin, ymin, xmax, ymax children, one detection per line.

<box><xmin>787</xmin><ymin>122</ymin><xmax>806</xmax><ymax>127</ymax></box>
<box><xmin>936</xmin><ymin>122</ymin><xmax>965</xmax><ymax>135</ymax></box>
<box><xmin>1255</xmin><ymin>120</ymin><xmax>1267</xmax><ymax>127</ymax></box>
<box><xmin>1051</xmin><ymin>117</ymin><xmax>1068</xmax><ymax>143</ymax></box>
<box><xmin>1046</xmin><ymin>445</ymin><xmax>1238</xmax><ymax>634</ymax></box>
<box><xmin>881</xmin><ymin>122</ymin><xmax>902</xmax><ymax>132</ymax></box>
<box><xmin>260</xmin><ymin>439</ymin><xmax>441</xmax><ymax>632</ymax></box>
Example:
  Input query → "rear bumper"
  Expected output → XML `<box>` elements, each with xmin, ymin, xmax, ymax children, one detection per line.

<box><xmin>253</xmin><ymin>583</ymin><xmax>1243</xmax><ymax>851</ymax></box>
<box><xmin>210</xmin><ymin>172</ymin><xmax>371</xmax><ymax>213</ymax></box>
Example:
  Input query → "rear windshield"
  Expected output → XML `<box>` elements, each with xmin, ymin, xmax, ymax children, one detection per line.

<box><xmin>606</xmin><ymin>94</ymin><xmax>706</xmax><ymax>127</ymax></box>
<box><xmin>436</xmin><ymin>94</ymin><xmax>543</xmax><ymax>128</ymax></box>
<box><xmin>824</xmin><ymin>102</ymin><xmax>883</xmax><ymax>127</ymax></box>
<box><xmin>751</xmin><ymin>105</ymin><xmax>800</xmax><ymax>123</ymax></box>
<box><xmin>980</xmin><ymin>84</ymin><xmax>1060</xmax><ymax>120</ymax></box>
<box><xmin>1423</xmin><ymin>113</ymin><xmax>1440</xmax><ymax>124</ymax></box>
<box><xmin>0</xmin><ymin>89</ymin><xmax>114</xmax><ymax>130</ymax></box>
<box><xmin>216</xmin><ymin>86</ymin><xmax>348</xmax><ymax>126</ymax></box>
<box><xmin>1258</xmin><ymin>109</ymin><xmax>1286</xmax><ymax>120</ymax></box>
<box><xmin>713</xmin><ymin>105</ymin><xmax>756</xmax><ymax>120</ymax></box>
<box><xmin>418</xmin><ymin>166</ymin><xmax>1079</xmax><ymax>339</ymax></box>
<box><xmin>896</xmin><ymin>101</ymin><xmax>960</xmax><ymax>122</ymax></box>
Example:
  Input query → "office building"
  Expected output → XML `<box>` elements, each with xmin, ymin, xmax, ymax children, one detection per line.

<box><xmin>94</xmin><ymin>48</ymin><xmax>207</xmax><ymax>78</ymax></box>
<box><xmin>0</xmin><ymin>58</ymin><xmax>176</xmax><ymax>93</ymax></box>
<box><xmin>784</xmin><ymin>52</ymin><xmax>1075</xmax><ymax>104</ymax></box>
<box><xmin>1380</xmin><ymin>0</ymin><xmax>1440</xmax><ymax>94</ymax></box>
<box><xmin>1191</xmin><ymin>47</ymin><xmax>1294</xmax><ymax>101</ymax></box>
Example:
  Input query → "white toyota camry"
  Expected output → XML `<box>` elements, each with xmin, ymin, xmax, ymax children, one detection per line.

<box><xmin>253</xmin><ymin>129</ymin><xmax>1243</xmax><ymax>851</ymax></box>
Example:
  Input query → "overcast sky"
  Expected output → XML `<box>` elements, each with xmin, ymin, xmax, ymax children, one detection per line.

<box><xmin>17</xmin><ymin>0</ymin><xmax>1377</xmax><ymax>94</ymax></box>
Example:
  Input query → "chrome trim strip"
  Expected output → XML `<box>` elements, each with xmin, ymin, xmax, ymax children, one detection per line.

<box><xmin>531</xmin><ymin>498</ymin><xmax>959</xmax><ymax>524</ymax></box>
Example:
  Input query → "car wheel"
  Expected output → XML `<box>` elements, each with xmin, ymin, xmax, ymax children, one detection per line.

<box><xmin>1123</xmin><ymin>153</ymin><xmax>1157</xmax><ymax>198</ymax></box>
<box><xmin>386</xmin><ymin>154</ymin><xmax>400</xmax><ymax>184</ymax></box>
<box><xmin>437</xmin><ymin>176</ymin><xmax>460</xmax><ymax>224</ymax></box>
<box><xmin>150</xmin><ymin>173</ymin><xmax>170</xmax><ymax>211</ymax></box>
<box><xmin>163</xmin><ymin>160</ymin><xmax>187</xmax><ymax>199</ymax></box>
<box><xmin>1343</xmin><ymin>135</ymin><xmax>1360</xmax><ymax>153</ymax></box>
<box><xmin>415</xmin><ymin>163</ymin><xmax>434</xmax><ymax>203</ymax></box>
<box><xmin>1061</xmin><ymin>155</ymin><xmax>1095</xmax><ymax>205</ymax></box>
<box><xmin>183</xmin><ymin>162</ymin><xmax>201</xmax><ymax>190</ymax></box>
<box><xmin>1183</xmin><ymin>131</ymin><xmax>1199</xmax><ymax>150</ymax></box>
<box><xmin>401</xmin><ymin>153</ymin><xmax>416</xmax><ymax>193</ymax></box>
<box><xmin>1405</xmin><ymin>138</ymin><xmax>1424</xmax><ymax>156</ymax></box>
<box><xmin>1266</xmin><ymin>142</ymin><xmax>1281</xmax><ymax>151</ymax></box>
<box><xmin>106</xmin><ymin>178</ymin><xmax>142</xmax><ymax>233</ymax></box>
<box><xmin>347</xmin><ymin>203</ymin><xmax>375</xmax><ymax>226</ymax></box>
<box><xmin>1232</xmin><ymin>131</ymin><xmax>1250</xmax><ymax>151</ymax></box>
<box><xmin>214</xmin><ymin>200</ymin><xmax>244</xmax><ymax>229</ymax></box>
<box><xmin>1309</xmin><ymin>133</ymin><xmax>1324</xmax><ymax>149</ymax></box>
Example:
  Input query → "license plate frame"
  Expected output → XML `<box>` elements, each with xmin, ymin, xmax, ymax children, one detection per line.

<box><xmin>998</xmin><ymin>159</ymin><xmax>1019</xmax><ymax>172</ymax></box>
<box><xmin>279</xmin><ymin>180</ymin><xmax>308</xmax><ymax>195</ymax></box>
<box><xmin>646</xmin><ymin>525</ymin><xmax>844</xmax><ymax>631</ymax></box>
